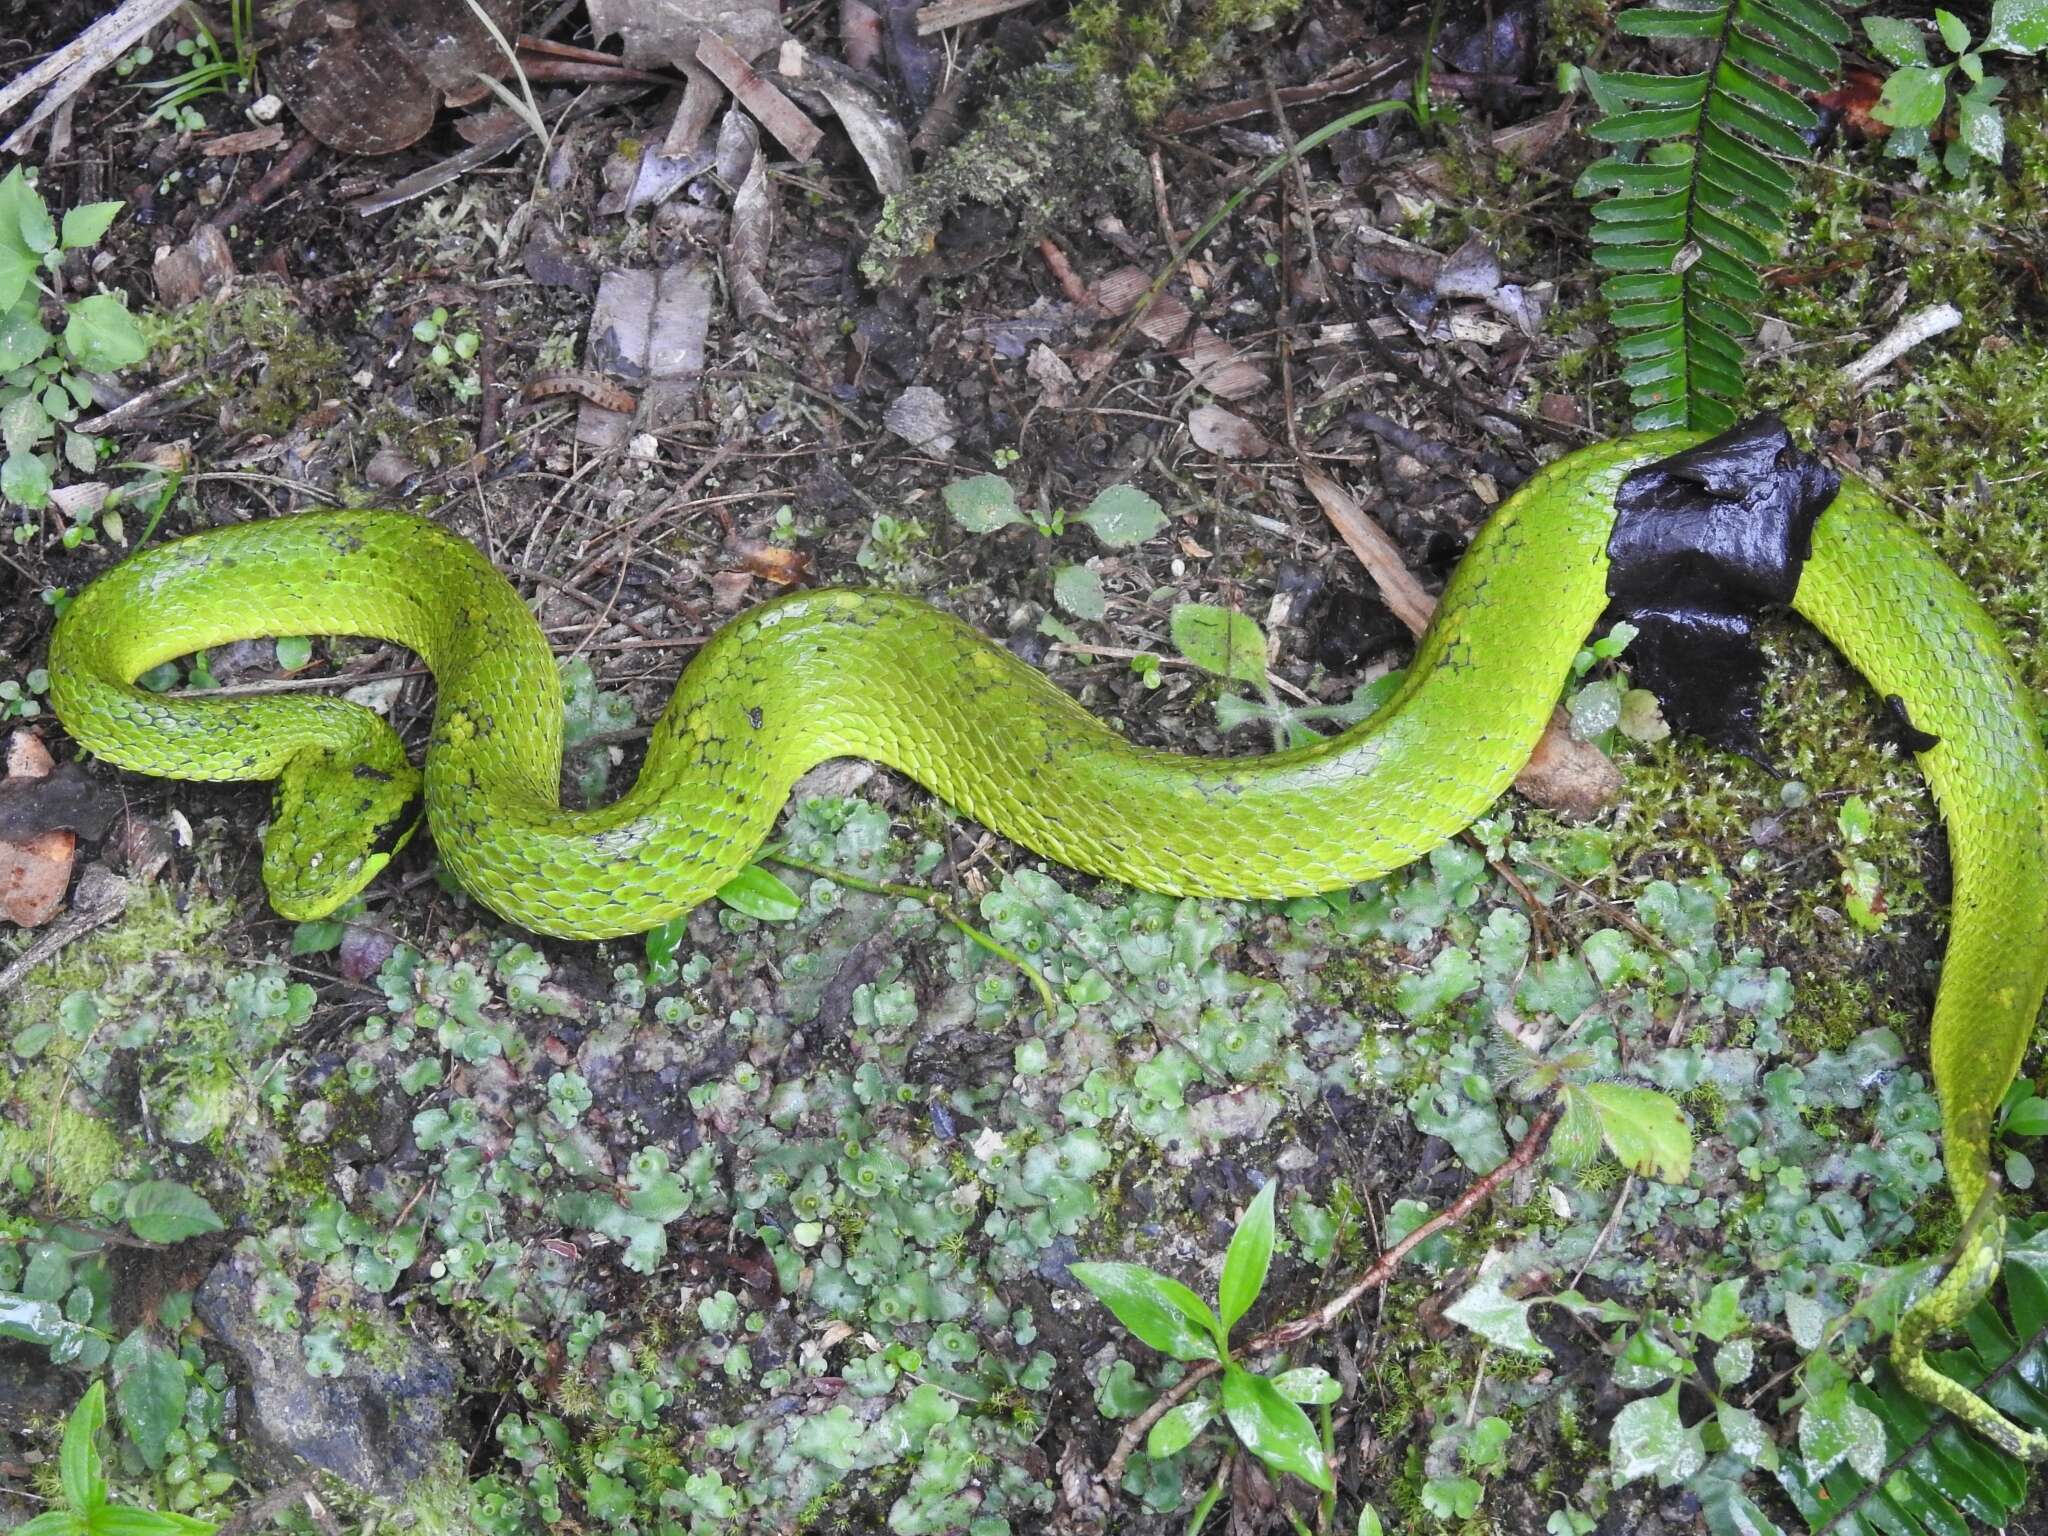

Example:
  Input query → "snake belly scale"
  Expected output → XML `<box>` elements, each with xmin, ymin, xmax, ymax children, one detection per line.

<box><xmin>44</xmin><ymin>431</ymin><xmax>2048</xmax><ymax>1450</ymax></box>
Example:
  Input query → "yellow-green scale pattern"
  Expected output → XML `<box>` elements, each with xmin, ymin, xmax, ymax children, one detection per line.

<box><xmin>43</xmin><ymin>431</ymin><xmax>2048</xmax><ymax>1452</ymax></box>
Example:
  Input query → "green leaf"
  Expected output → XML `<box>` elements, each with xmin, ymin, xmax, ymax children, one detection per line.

<box><xmin>1862</xmin><ymin>16</ymin><xmax>1928</xmax><ymax>66</ymax></box>
<box><xmin>1583</xmin><ymin>1083</ymin><xmax>1694</xmax><ymax>1181</ymax></box>
<box><xmin>111</xmin><ymin>1328</ymin><xmax>186</xmax><ymax>1470</ymax></box>
<box><xmin>61</xmin><ymin>1379</ymin><xmax>108</xmax><ymax>1511</ymax></box>
<box><xmin>1936</xmin><ymin>8</ymin><xmax>1972</xmax><ymax>51</ymax></box>
<box><xmin>1145</xmin><ymin>1397</ymin><xmax>1214</xmax><ymax>1458</ymax></box>
<box><xmin>1960</xmin><ymin>89</ymin><xmax>2007</xmax><ymax>160</ymax></box>
<box><xmin>1798</xmin><ymin>1381</ymin><xmax>1885</xmax><ymax>1481</ymax></box>
<box><xmin>714</xmin><ymin>865</ymin><xmax>801</xmax><ymax>921</ymax></box>
<box><xmin>85</xmin><ymin>1508</ymin><xmax>220</xmax><ymax>1535</ymax></box>
<box><xmin>1357</xmin><ymin>1507</ymin><xmax>1384</xmax><ymax>1536</ymax></box>
<box><xmin>1220</xmin><ymin>1363</ymin><xmax>1333</xmax><ymax>1493</ymax></box>
<box><xmin>0</xmin><ymin>300</ymin><xmax>49</xmax><ymax>371</ymax></box>
<box><xmin>64</xmin><ymin>295</ymin><xmax>148</xmax><ymax>371</ymax></box>
<box><xmin>1987</xmin><ymin>0</ymin><xmax>2048</xmax><ymax>50</ymax></box>
<box><xmin>1219</xmin><ymin>1180</ymin><xmax>1277</xmax><ymax>1336</ymax></box>
<box><xmin>59</xmin><ymin>202</ymin><xmax>123</xmax><ymax>252</ymax></box>
<box><xmin>1872</xmin><ymin>64</ymin><xmax>1952</xmax><ymax>129</ymax></box>
<box><xmin>1270</xmin><ymin>1366</ymin><xmax>1341</xmax><ymax>1404</ymax></box>
<box><xmin>2007</xmin><ymin>1094</ymin><xmax>2048</xmax><ymax>1136</ymax></box>
<box><xmin>9</xmin><ymin>176</ymin><xmax>54</xmax><ymax>256</ymax></box>
<box><xmin>15</xmin><ymin>1512</ymin><xmax>87</xmax><ymax>1535</ymax></box>
<box><xmin>3</xmin><ymin>448</ymin><xmax>52</xmax><ymax>510</ymax></box>
<box><xmin>274</xmin><ymin>637</ymin><xmax>313</xmax><ymax>671</ymax></box>
<box><xmin>1696</xmin><ymin>1278</ymin><xmax>1746</xmax><ymax>1341</ymax></box>
<box><xmin>1170</xmin><ymin>603</ymin><xmax>1268</xmax><ymax>685</ymax></box>
<box><xmin>1444</xmin><ymin>1249</ymin><xmax>1551</xmax><ymax>1358</ymax></box>
<box><xmin>1609</xmin><ymin>1384</ymin><xmax>1706</xmax><ymax>1485</ymax></box>
<box><xmin>122</xmin><ymin>1181</ymin><xmax>225</xmax><ymax>1245</ymax></box>
<box><xmin>941</xmin><ymin>474</ymin><xmax>1023</xmax><ymax>533</ymax></box>
<box><xmin>1052</xmin><ymin>563</ymin><xmax>1106</xmax><ymax>621</ymax></box>
<box><xmin>1068</xmin><ymin>1262</ymin><xmax>1220</xmax><ymax>1361</ymax></box>
<box><xmin>1073</xmin><ymin>483</ymin><xmax>1167</xmax><ymax>546</ymax></box>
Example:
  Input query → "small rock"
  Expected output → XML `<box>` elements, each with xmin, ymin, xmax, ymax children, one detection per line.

<box><xmin>195</xmin><ymin>1241</ymin><xmax>458</xmax><ymax>1495</ymax></box>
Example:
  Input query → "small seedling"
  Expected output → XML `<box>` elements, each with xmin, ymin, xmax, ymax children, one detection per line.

<box><xmin>1072</xmin><ymin>1180</ymin><xmax>1338</xmax><ymax>1496</ymax></box>
<box><xmin>17</xmin><ymin>1380</ymin><xmax>216</xmax><ymax>1535</ymax></box>
<box><xmin>1862</xmin><ymin>2</ymin><xmax>2043</xmax><ymax>176</ymax></box>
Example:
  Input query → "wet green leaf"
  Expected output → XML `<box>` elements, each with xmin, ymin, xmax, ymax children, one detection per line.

<box><xmin>716</xmin><ymin>865</ymin><xmax>801</xmax><ymax>921</ymax></box>
<box><xmin>1220</xmin><ymin>1363</ymin><xmax>1332</xmax><ymax>1493</ymax></box>
<box><xmin>1074</xmin><ymin>484</ymin><xmax>1167</xmax><ymax>546</ymax></box>
<box><xmin>1170</xmin><ymin>604</ymin><xmax>1267</xmax><ymax>685</ymax></box>
<box><xmin>63</xmin><ymin>294</ymin><xmax>148</xmax><ymax>371</ymax></box>
<box><xmin>60</xmin><ymin>201</ymin><xmax>123</xmax><ymax>251</ymax></box>
<box><xmin>1145</xmin><ymin>1397</ymin><xmax>1213</xmax><ymax>1457</ymax></box>
<box><xmin>1445</xmin><ymin>1250</ymin><xmax>1550</xmax><ymax>1358</ymax></box>
<box><xmin>1584</xmin><ymin>1082</ymin><xmax>1693</xmax><ymax>1182</ymax></box>
<box><xmin>1069</xmin><ymin>1262</ymin><xmax>1219</xmax><ymax>1361</ymax></box>
<box><xmin>122</xmin><ymin>1182</ymin><xmax>224</xmax><ymax>1245</ymax></box>
<box><xmin>1610</xmin><ymin>1384</ymin><xmax>1705</xmax><ymax>1484</ymax></box>
<box><xmin>111</xmin><ymin>1328</ymin><xmax>185</xmax><ymax>1469</ymax></box>
<box><xmin>942</xmin><ymin>474</ymin><xmax>1023</xmax><ymax>533</ymax></box>
<box><xmin>1218</xmin><ymin>1181</ymin><xmax>1276</xmax><ymax>1335</ymax></box>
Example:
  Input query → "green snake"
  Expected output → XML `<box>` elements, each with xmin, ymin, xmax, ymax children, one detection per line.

<box><xmin>44</xmin><ymin>430</ymin><xmax>2048</xmax><ymax>1454</ymax></box>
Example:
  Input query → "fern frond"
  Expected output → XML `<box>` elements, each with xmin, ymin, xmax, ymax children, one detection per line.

<box><xmin>1577</xmin><ymin>0</ymin><xmax>1848</xmax><ymax>429</ymax></box>
<box><xmin>1775</xmin><ymin>1221</ymin><xmax>2048</xmax><ymax>1534</ymax></box>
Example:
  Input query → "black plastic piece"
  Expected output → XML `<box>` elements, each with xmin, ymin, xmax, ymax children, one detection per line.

<box><xmin>1604</xmin><ymin>416</ymin><xmax>1842</xmax><ymax>759</ymax></box>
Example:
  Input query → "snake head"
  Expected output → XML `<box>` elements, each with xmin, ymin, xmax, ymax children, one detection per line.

<box><xmin>264</xmin><ymin>748</ymin><xmax>425</xmax><ymax>919</ymax></box>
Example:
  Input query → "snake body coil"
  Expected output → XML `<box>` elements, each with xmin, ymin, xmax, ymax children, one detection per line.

<box><xmin>45</xmin><ymin>431</ymin><xmax>2048</xmax><ymax>1451</ymax></box>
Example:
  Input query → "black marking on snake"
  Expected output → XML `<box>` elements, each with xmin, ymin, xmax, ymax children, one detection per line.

<box><xmin>748</xmin><ymin>706</ymin><xmax>764</xmax><ymax>729</ymax></box>
<box><xmin>1885</xmin><ymin>694</ymin><xmax>1942</xmax><ymax>753</ymax></box>
<box><xmin>353</xmin><ymin>764</ymin><xmax>393</xmax><ymax>782</ymax></box>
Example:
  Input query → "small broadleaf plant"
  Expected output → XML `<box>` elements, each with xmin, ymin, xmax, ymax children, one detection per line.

<box><xmin>0</xmin><ymin>167</ymin><xmax>149</xmax><ymax>543</ymax></box>
<box><xmin>1861</xmin><ymin>1</ymin><xmax>2044</xmax><ymax>177</ymax></box>
<box><xmin>18</xmin><ymin>1380</ymin><xmax>217</xmax><ymax>1536</ymax></box>
<box><xmin>1071</xmin><ymin>1180</ymin><xmax>1338</xmax><ymax>1495</ymax></box>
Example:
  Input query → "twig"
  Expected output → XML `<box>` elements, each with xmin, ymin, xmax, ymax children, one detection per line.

<box><xmin>74</xmin><ymin>368</ymin><xmax>201</xmax><ymax>436</ymax></box>
<box><xmin>210</xmin><ymin>136</ymin><xmax>320</xmax><ymax>233</ymax></box>
<box><xmin>916</xmin><ymin>0</ymin><xmax>1037</xmax><ymax>33</ymax></box>
<box><xmin>1093</xmin><ymin>1100</ymin><xmax>1562</xmax><ymax>1498</ymax></box>
<box><xmin>1837</xmin><ymin>302</ymin><xmax>1963</xmax><ymax>390</ymax></box>
<box><xmin>0</xmin><ymin>0</ymin><xmax>183</xmax><ymax>154</ymax></box>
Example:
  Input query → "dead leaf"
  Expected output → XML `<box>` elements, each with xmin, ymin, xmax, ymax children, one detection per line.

<box><xmin>725</xmin><ymin>114</ymin><xmax>785</xmax><ymax>322</ymax></box>
<box><xmin>1178</xmin><ymin>329</ymin><xmax>1266</xmax><ymax>401</ymax></box>
<box><xmin>1188</xmin><ymin>404</ymin><xmax>1269</xmax><ymax>459</ymax></box>
<box><xmin>1516</xmin><ymin>706</ymin><xmax>1622</xmax><ymax>817</ymax></box>
<box><xmin>269</xmin><ymin>0</ymin><xmax>520</xmax><ymax>156</ymax></box>
<box><xmin>710</xmin><ymin>570</ymin><xmax>755</xmax><ymax>610</ymax></box>
<box><xmin>153</xmin><ymin>224</ymin><xmax>235</xmax><ymax>306</ymax></box>
<box><xmin>0</xmin><ymin>732</ymin><xmax>90</xmax><ymax>929</ymax></box>
<box><xmin>696</xmin><ymin>32</ymin><xmax>823</xmax><ymax>161</ymax></box>
<box><xmin>1435</xmin><ymin>236</ymin><xmax>1501</xmax><ymax>301</ymax></box>
<box><xmin>1026</xmin><ymin>343</ymin><xmax>1076</xmax><ymax>404</ymax></box>
<box><xmin>788</xmin><ymin>50</ymin><xmax>911</xmax><ymax>196</ymax></box>
<box><xmin>200</xmin><ymin>124</ymin><xmax>288</xmax><ymax>157</ymax></box>
<box><xmin>729</xmin><ymin>539</ymin><xmax>810</xmax><ymax>584</ymax></box>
